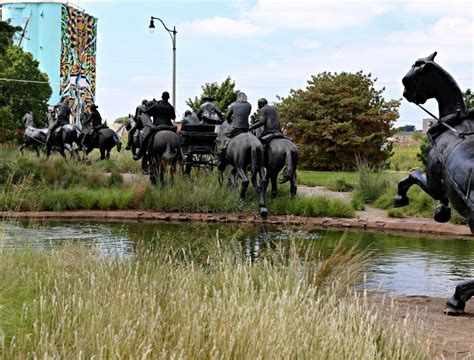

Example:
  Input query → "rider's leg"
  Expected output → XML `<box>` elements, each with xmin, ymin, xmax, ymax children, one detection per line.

<box><xmin>134</xmin><ymin>131</ymin><xmax>153</xmax><ymax>160</ymax></box>
<box><xmin>126</xmin><ymin>128</ymin><xmax>135</xmax><ymax>150</ymax></box>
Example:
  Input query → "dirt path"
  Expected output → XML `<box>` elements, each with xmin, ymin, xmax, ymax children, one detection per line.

<box><xmin>371</xmin><ymin>294</ymin><xmax>474</xmax><ymax>359</ymax></box>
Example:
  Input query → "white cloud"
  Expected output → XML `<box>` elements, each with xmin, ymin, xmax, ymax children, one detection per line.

<box><xmin>243</xmin><ymin>0</ymin><xmax>394</xmax><ymax>30</ymax></box>
<box><xmin>293</xmin><ymin>39</ymin><xmax>322</xmax><ymax>49</ymax></box>
<box><xmin>402</xmin><ymin>0</ymin><xmax>473</xmax><ymax>17</ymax></box>
<box><xmin>180</xmin><ymin>17</ymin><xmax>271</xmax><ymax>38</ymax></box>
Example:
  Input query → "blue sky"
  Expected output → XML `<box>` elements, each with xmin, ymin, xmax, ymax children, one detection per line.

<box><xmin>76</xmin><ymin>0</ymin><xmax>473</xmax><ymax>128</ymax></box>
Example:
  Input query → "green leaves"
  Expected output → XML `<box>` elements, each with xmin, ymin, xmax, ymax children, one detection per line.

<box><xmin>186</xmin><ymin>76</ymin><xmax>238</xmax><ymax>115</ymax></box>
<box><xmin>0</xmin><ymin>21</ymin><xmax>52</xmax><ymax>139</ymax></box>
<box><xmin>276</xmin><ymin>71</ymin><xmax>400</xmax><ymax>170</ymax></box>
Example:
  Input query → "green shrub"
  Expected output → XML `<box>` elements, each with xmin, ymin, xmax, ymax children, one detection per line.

<box><xmin>355</xmin><ymin>164</ymin><xmax>391</xmax><ymax>204</ymax></box>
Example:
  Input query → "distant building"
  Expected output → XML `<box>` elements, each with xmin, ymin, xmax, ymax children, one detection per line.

<box><xmin>422</xmin><ymin>118</ymin><xmax>435</xmax><ymax>133</ymax></box>
<box><xmin>0</xmin><ymin>0</ymin><xmax>97</xmax><ymax>113</ymax></box>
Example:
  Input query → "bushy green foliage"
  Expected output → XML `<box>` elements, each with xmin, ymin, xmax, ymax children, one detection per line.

<box><xmin>416</xmin><ymin>135</ymin><xmax>430</xmax><ymax>167</ymax></box>
<box><xmin>0</xmin><ymin>20</ymin><xmax>20</xmax><ymax>54</ymax></box>
<box><xmin>186</xmin><ymin>76</ymin><xmax>237</xmax><ymax>115</ymax></box>
<box><xmin>269</xmin><ymin>195</ymin><xmax>354</xmax><ymax>218</ymax></box>
<box><xmin>391</xmin><ymin>144</ymin><xmax>423</xmax><ymax>171</ymax></box>
<box><xmin>0</xmin><ymin>22</ymin><xmax>52</xmax><ymax>139</ymax></box>
<box><xmin>353</xmin><ymin>163</ymin><xmax>391</xmax><ymax>204</ymax></box>
<box><xmin>276</xmin><ymin>71</ymin><xmax>400</xmax><ymax>170</ymax></box>
<box><xmin>463</xmin><ymin>88</ymin><xmax>473</xmax><ymax>107</ymax></box>
<box><xmin>297</xmin><ymin>170</ymin><xmax>357</xmax><ymax>189</ymax></box>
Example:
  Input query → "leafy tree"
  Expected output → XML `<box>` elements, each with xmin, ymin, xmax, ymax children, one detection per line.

<box><xmin>0</xmin><ymin>21</ymin><xmax>20</xmax><ymax>54</ymax></box>
<box><xmin>275</xmin><ymin>71</ymin><xmax>400</xmax><ymax>170</ymax></box>
<box><xmin>0</xmin><ymin>21</ymin><xmax>51</xmax><ymax>140</ymax></box>
<box><xmin>114</xmin><ymin>116</ymin><xmax>129</xmax><ymax>124</ymax></box>
<box><xmin>463</xmin><ymin>89</ymin><xmax>473</xmax><ymax>107</ymax></box>
<box><xmin>186</xmin><ymin>76</ymin><xmax>237</xmax><ymax>116</ymax></box>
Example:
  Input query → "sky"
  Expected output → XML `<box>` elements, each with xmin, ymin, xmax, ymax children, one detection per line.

<box><xmin>75</xmin><ymin>0</ymin><xmax>473</xmax><ymax>128</ymax></box>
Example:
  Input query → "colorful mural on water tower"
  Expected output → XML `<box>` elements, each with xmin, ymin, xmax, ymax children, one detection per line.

<box><xmin>60</xmin><ymin>4</ymin><xmax>97</xmax><ymax>108</ymax></box>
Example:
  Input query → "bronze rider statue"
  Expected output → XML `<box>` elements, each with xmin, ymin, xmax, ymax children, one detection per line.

<box><xmin>197</xmin><ymin>96</ymin><xmax>223</xmax><ymax>125</ymax></box>
<box><xmin>82</xmin><ymin>104</ymin><xmax>103</xmax><ymax>146</ymax></box>
<box><xmin>133</xmin><ymin>91</ymin><xmax>176</xmax><ymax>161</ymax></box>
<box><xmin>45</xmin><ymin>96</ymin><xmax>71</xmax><ymax>155</ymax></box>
<box><xmin>249</xmin><ymin>98</ymin><xmax>284</xmax><ymax>147</ymax></box>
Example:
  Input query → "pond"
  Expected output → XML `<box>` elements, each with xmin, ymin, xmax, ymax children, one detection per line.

<box><xmin>1</xmin><ymin>219</ymin><xmax>473</xmax><ymax>298</ymax></box>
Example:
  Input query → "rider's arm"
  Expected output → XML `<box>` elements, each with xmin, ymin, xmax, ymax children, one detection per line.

<box><xmin>226</xmin><ymin>106</ymin><xmax>233</xmax><ymax>124</ymax></box>
<box><xmin>216</xmin><ymin>107</ymin><xmax>224</xmax><ymax>123</ymax></box>
<box><xmin>250</xmin><ymin>110</ymin><xmax>266</xmax><ymax>130</ymax></box>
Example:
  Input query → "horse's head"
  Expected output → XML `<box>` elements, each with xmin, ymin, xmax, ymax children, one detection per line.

<box><xmin>402</xmin><ymin>52</ymin><xmax>438</xmax><ymax>105</ymax></box>
<box><xmin>125</xmin><ymin>114</ymin><xmax>134</xmax><ymax>131</ymax></box>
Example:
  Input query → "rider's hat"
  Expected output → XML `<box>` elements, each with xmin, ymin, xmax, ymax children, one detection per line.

<box><xmin>202</xmin><ymin>96</ymin><xmax>214</xmax><ymax>102</ymax></box>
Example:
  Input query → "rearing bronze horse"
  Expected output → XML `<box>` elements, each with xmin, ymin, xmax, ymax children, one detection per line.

<box><xmin>394</xmin><ymin>51</ymin><xmax>474</xmax><ymax>231</ymax></box>
<box><xmin>395</xmin><ymin>52</ymin><xmax>474</xmax><ymax>315</ymax></box>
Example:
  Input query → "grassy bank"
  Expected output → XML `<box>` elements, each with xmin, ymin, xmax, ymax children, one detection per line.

<box><xmin>0</xmin><ymin>146</ymin><xmax>355</xmax><ymax>218</ymax></box>
<box><xmin>0</xmin><ymin>237</ymin><xmax>429</xmax><ymax>358</ymax></box>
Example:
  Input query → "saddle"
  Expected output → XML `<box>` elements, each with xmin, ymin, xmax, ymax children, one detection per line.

<box><xmin>150</xmin><ymin>124</ymin><xmax>177</xmax><ymax>133</ymax></box>
<box><xmin>260</xmin><ymin>132</ymin><xmax>293</xmax><ymax>145</ymax></box>
<box><xmin>428</xmin><ymin>108</ymin><xmax>474</xmax><ymax>141</ymax></box>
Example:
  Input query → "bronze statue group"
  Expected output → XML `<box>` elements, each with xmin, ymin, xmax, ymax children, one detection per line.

<box><xmin>19</xmin><ymin>52</ymin><xmax>474</xmax><ymax>315</ymax></box>
<box><xmin>122</xmin><ymin>90</ymin><xmax>298</xmax><ymax>214</ymax></box>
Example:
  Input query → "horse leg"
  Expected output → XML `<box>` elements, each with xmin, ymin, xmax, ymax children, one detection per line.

<box><xmin>228</xmin><ymin>168</ymin><xmax>237</xmax><ymax>188</ymax></box>
<box><xmin>445</xmin><ymin>280</ymin><xmax>474</xmax><ymax>315</ymax></box>
<box><xmin>258</xmin><ymin>166</ymin><xmax>268</xmax><ymax>218</ymax></box>
<box><xmin>35</xmin><ymin>146</ymin><xmax>40</xmax><ymax>158</ymax></box>
<box><xmin>100</xmin><ymin>147</ymin><xmax>106</xmax><ymax>160</ymax></box>
<box><xmin>149</xmin><ymin>158</ymin><xmax>158</xmax><ymax>186</ymax></box>
<box><xmin>142</xmin><ymin>155</ymin><xmax>149</xmax><ymax>174</ymax></box>
<box><xmin>394</xmin><ymin>167</ymin><xmax>451</xmax><ymax>222</ymax></box>
<box><xmin>270</xmin><ymin>172</ymin><xmax>278</xmax><ymax>199</ymax></box>
<box><xmin>169</xmin><ymin>159</ymin><xmax>176</xmax><ymax>188</ymax></box>
<box><xmin>394</xmin><ymin>170</ymin><xmax>433</xmax><ymax>206</ymax></box>
<box><xmin>64</xmin><ymin>143</ymin><xmax>77</xmax><ymax>162</ymax></box>
<box><xmin>236</xmin><ymin>167</ymin><xmax>249</xmax><ymax>199</ymax></box>
<box><xmin>159</xmin><ymin>160</ymin><xmax>166</xmax><ymax>188</ymax></box>
<box><xmin>290</xmin><ymin>175</ymin><xmax>297</xmax><ymax>198</ymax></box>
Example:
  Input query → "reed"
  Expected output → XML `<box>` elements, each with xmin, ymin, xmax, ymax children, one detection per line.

<box><xmin>0</xmin><ymin>237</ymin><xmax>429</xmax><ymax>359</ymax></box>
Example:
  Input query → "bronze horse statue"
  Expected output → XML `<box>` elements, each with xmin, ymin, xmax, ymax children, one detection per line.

<box><xmin>20</xmin><ymin>124</ymin><xmax>84</xmax><ymax>161</ymax></box>
<box><xmin>264</xmin><ymin>136</ymin><xmax>298</xmax><ymax>198</ymax></box>
<box><xmin>147</xmin><ymin>130</ymin><xmax>181</xmax><ymax>187</ymax></box>
<box><xmin>394</xmin><ymin>52</ymin><xmax>474</xmax><ymax>315</ymax></box>
<box><xmin>217</xmin><ymin>129</ymin><xmax>268</xmax><ymax>218</ymax></box>
<box><xmin>82</xmin><ymin>127</ymin><xmax>122</xmax><ymax>160</ymax></box>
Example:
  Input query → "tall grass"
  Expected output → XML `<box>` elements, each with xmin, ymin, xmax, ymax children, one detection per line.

<box><xmin>0</xmin><ymin>239</ymin><xmax>429</xmax><ymax>358</ymax></box>
<box><xmin>0</xmin><ymin>145</ymin><xmax>357</xmax><ymax>217</ymax></box>
<box><xmin>353</xmin><ymin>163</ymin><xmax>393</xmax><ymax>204</ymax></box>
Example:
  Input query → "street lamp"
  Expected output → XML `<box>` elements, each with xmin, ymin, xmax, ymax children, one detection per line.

<box><xmin>148</xmin><ymin>16</ymin><xmax>177</xmax><ymax>110</ymax></box>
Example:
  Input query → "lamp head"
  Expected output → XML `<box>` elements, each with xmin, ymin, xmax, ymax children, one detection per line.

<box><xmin>149</xmin><ymin>18</ymin><xmax>155</xmax><ymax>33</ymax></box>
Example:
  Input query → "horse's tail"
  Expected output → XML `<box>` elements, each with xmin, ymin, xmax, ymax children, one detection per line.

<box><xmin>162</xmin><ymin>141</ymin><xmax>176</xmax><ymax>162</ymax></box>
<box><xmin>250</xmin><ymin>143</ymin><xmax>262</xmax><ymax>175</ymax></box>
<box><xmin>280</xmin><ymin>147</ymin><xmax>297</xmax><ymax>184</ymax></box>
<box><xmin>113</xmin><ymin>132</ymin><xmax>122</xmax><ymax>152</ymax></box>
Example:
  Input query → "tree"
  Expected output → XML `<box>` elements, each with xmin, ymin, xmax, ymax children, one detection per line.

<box><xmin>275</xmin><ymin>71</ymin><xmax>400</xmax><ymax>170</ymax></box>
<box><xmin>0</xmin><ymin>21</ymin><xmax>51</xmax><ymax>140</ymax></box>
<box><xmin>463</xmin><ymin>89</ymin><xmax>473</xmax><ymax>107</ymax></box>
<box><xmin>0</xmin><ymin>21</ymin><xmax>20</xmax><ymax>54</ymax></box>
<box><xmin>186</xmin><ymin>76</ymin><xmax>238</xmax><ymax>116</ymax></box>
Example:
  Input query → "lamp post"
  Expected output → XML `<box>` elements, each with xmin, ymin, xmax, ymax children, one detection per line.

<box><xmin>148</xmin><ymin>16</ymin><xmax>177</xmax><ymax>110</ymax></box>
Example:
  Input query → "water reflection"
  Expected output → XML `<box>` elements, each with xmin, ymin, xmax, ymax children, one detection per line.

<box><xmin>1</xmin><ymin>220</ymin><xmax>473</xmax><ymax>297</ymax></box>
